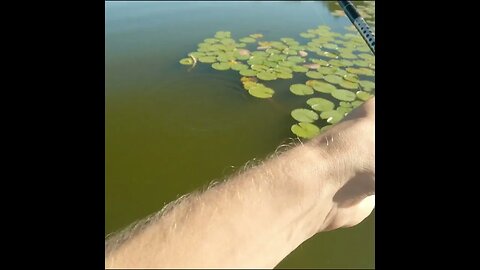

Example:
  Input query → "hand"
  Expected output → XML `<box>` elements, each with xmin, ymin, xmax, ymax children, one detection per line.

<box><xmin>309</xmin><ymin>97</ymin><xmax>375</xmax><ymax>231</ymax></box>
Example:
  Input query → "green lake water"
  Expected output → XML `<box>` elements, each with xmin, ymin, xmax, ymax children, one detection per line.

<box><xmin>106</xmin><ymin>1</ymin><xmax>374</xmax><ymax>268</ymax></box>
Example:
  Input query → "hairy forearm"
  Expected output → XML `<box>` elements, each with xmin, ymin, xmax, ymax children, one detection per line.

<box><xmin>105</xmin><ymin>139</ymin><xmax>345</xmax><ymax>268</ymax></box>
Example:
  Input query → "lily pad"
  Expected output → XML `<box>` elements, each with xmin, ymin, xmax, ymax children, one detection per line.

<box><xmin>320</xmin><ymin>51</ymin><xmax>338</xmax><ymax>59</ymax></box>
<box><xmin>274</xmin><ymin>66</ymin><xmax>292</xmax><ymax>73</ymax></box>
<box><xmin>311</xmin><ymin>81</ymin><xmax>337</xmax><ymax>93</ymax></box>
<box><xmin>256</xmin><ymin>71</ymin><xmax>277</xmax><ymax>81</ymax></box>
<box><xmin>243</xmin><ymin>81</ymin><xmax>258</xmax><ymax>90</ymax></box>
<box><xmin>287</xmin><ymin>56</ymin><xmax>305</xmax><ymax>63</ymax></box>
<box><xmin>320</xmin><ymin>110</ymin><xmax>345</xmax><ymax>124</ymax></box>
<box><xmin>198</xmin><ymin>56</ymin><xmax>217</xmax><ymax>63</ymax></box>
<box><xmin>278</xmin><ymin>61</ymin><xmax>295</xmax><ymax>67</ymax></box>
<box><xmin>356</xmin><ymin>91</ymin><xmax>373</xmax><ymax>101</ymax></box>
<box><xmin>291</xmin><ymin>65</ymin><xmax>309</xmax><ymax>73</ymax></box>
<box><xmin>239</xmin><ymin>37</ymin><xmax>256</xmax><ymax>43</ymax></box>
<box><xmin>215</xmin><ymin>31</ymin><xmax>231</xmax><ymax>39</ymax></box>
<box><xmin>336</xmin><ymin>107</ymin><xmax>352</xmax><ymax>115</ymax></box>
<box><xmin>358</xmin><ymin>68</ymin><xmax>375</xmax><ymax>76</ymax></box>
<box><xmin>359</xmin><ymin>80</ymin><xmax>375</xmax><ymax>91</ymax></box>
<box><xmin>290</xmin><ymin>84</ymin><xmax>314</xmax><ymax>96</ymax></box>
<box><xmin>334</xmin><ymin>69</ymin><xmax>348</xmax><ymax>76</ymax></box>
<box><xmin>179</xmin><ymin>58</ymin><xmax>194</xmax><ymax>65</ymax></box>
<box><xmin>339</xmin><ymin>80</ymin><xmax>359</xmax><ymax>90</ymax></box>
<box><xmin>353</xmin><ymin>60</ymin><xmax>369</xmax><ymax>67</ymax></box>
<box><xmin>291</xmin><ymin>122</ymin><xmax>320</xmax><ymax>139</ymax></box>
<box><xmin>310</xmin><ymin>58</ymin><xmax>329</xmax><ymax>66</ymax></box>
<box><xmin>189</xmin><ymin>52</ymin><xmax>205</xmax><ymax>58</ymax></box>
<box><xmin>359</xmin><ymin>53</ymin><xmax>375</xmax><ymax>61</ymax></box>
<box><xmin>320</xmin><ymin>125</ymin><xmax>332</xmax><ymax>133</ymax></box>
<box><xmin>340</xmin><ymin>52</ymin><xmax>357</xmax><ymax>59</ymax></box>
<box><xmin>351</xmin><ymin>100</ymin><xmax>364</xmax><ymax>108</ymax></box>
<box><xmin>331</xmin><ymin>89</ymin><xmax>356</xmax><ymax>101</ymax></box>
<box><xmin>306</xmin><ymin>97</ymin><xmax>335</xmax><ymax>112</ymax></box>
<box><xmin>247</xmin><ymin>56</ymin><xmax>266</xmax><ymax>65</ymax></box>
<box><xmin>220</xmin><ymin>38</ymin><xmax>236</xmax><ymax>45</ymax></box>
<box><xmin>212</xmin><ymin>62</ymin><xmax>230</xmax><ymax>70</ymax></box>
<box><xmin>340</xmin><ymin>101</ymin><xmax>352</xmax><ymax>108</ymax></box>
<box><xmin>248</xmin><ymin>85</ymin><xmax>275</xmax><ymax>99</ymax></box>
<box><xmin>291</xmin><ymin>108</ymin><xmax>319</xmax><ymax>123</ymax></box>
<box><xmin>268</xmin><ymin>54</ymin><xmax>286</xmax><ymax>62</ymax></box>
<box><xmin>324</xmin><ymin>74</ymin><xmax>343</xmax><ymax>84</ymax></box>
<box><xmin>276</xmin><ymin>72</ymin><xmax>293</xmax><ymax>79</ymax></box>
<box><xmin>251</xmin><ymin>64</ymin><xmax>268</xmax><ymax>71</ymax></box>
<box><xmin>318</xmin><ymin>66</ymin><xmax>337</xmax><ymax>75</ymax></box>
<box><xmin>343</xmin><ymin>74</ymin><xmax>360</xmax><ymax>83</ymax></box>
<box><xmin>306</xmin><ymin>71</ymin><xmax>323</xmax><ymax>79</ymax></box>
<box><xmin>249</xmin><ymin>33</ymin><xmax>263</xmax><ymax>39</ymax></box>
<box><xmin>300</xmin><ymin>32</ymin><xmax>316</xmax><ymax>38</ymax></box>
<box><xmin>203</xmin><ymin>38</ymin><xmax>219</xmax><ymax>43</ymax></box>
<box><xmin>323</xmin><ymin>43</ymin><xmax>339</xmax><ymax>50</ymax></box>
<box><xmin>230</xmin><ymin>63</ymin><xmax>249</xmax><ymax>71</ymax></box>
<box><xmin>239</xmin><ymin>69</ymin><xmax>257</xmax><ymax>76</ymax></box>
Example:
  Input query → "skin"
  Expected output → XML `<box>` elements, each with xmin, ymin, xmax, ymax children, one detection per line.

<box><xmin>105</xmin><ymin>98</ymin><xmax>375</xmax><ymax>269</ymax></box>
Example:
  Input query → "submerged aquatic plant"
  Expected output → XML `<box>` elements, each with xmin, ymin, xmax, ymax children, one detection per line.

<box><xmin>179</xmin><ymin>6</ymin><xmax>375</xmax><ymax>139</ymax></box>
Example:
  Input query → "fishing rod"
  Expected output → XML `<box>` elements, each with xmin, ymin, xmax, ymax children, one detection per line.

<box><xmin>338</xmin><ymin>1</ymin><xmax>375</xmax><ymax>55</ymax></box>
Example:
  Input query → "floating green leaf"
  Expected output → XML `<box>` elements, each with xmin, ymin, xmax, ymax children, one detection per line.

<box><xmin>290</xmin><ymin>84</ymin><xmax>314</xmax><ymax>95</ymax></box>
<box><xmin>339</xmin><ymin>101</ymin><xmax>352</xmax><ymax>108</ymax></box>
<box><xmin>239</xmin><ymin>37</ymin><xmax>256</xmax><ymax>43</ymax></box>
<box><xmin>320</xmin><ymin>125</ymin><xmax>332</xmax><ymax>133</ymax></box>
<box><xmin>343</xmin><ymin>74</ymin><xmax>360</xmax><ymax>83</ymax></box>
<box><xmin>306</xmin><ymin>97</ymin><xmax>335</xmax><ymax>112</ymax></box>
<box><xmin>277</xmin><ymin>72</ymin><xmax>293</xmax><ymax>79</ymax></box>
<box><xmin>311</xmin><ymin>81</ymin><xmax>337</xmax><ymax>93</ymax></box>
<box><xmin>339</xmin><ymin>80</ymin><xmax>359</xmax><ymax>90</ymax></box>
<box><xmin>317</xmin><ymin>66</ymin><xmax>337</xmax><ymax>75</ymax></box>
<box><xmin>356</xmin><ymin>91</ymin><xmax>373</xmax><ymax>101</ymax></box>
<box><xmin>215</xmin><ymin>31</ymin><xmax>231</xmax><ymax>39</ymax></box>
<box><xmin>353</xmin><ymin>60</ymin><xmax>369</xmax><ymax>67</ymax></box>
<box><xmin>291</xmin><ymin>122</ymin><xmax>320</xmax><ymax>139</ymax></box>
<box><xmin>291</xmin><ymin>108</ymin><xmax>319</xmax><ymax>123</ymax></box>
<box><xmin>310</xmin><ymin>58</ymin><xmax>329</xmax><ymax>66</ymax></box>
<box><xmin>203</xmin><ymin>38</ymin><xmax>219</xmax><ymax>43</ymax></box>
<box><xmin>230</xmin><ymin>63</ymin><xmax>248</xmax><ymax>71</ymax></box>
<box><xmin>320</xmin><ymin>51</ymin><xmax>338</xmax><ymax>58</ymax></box>
<box><xmin>179</xmin><ymin>58</ymin><xmax>194</xmax><ymax>65</ymax></box>
<box><xmin>249</xmin><ymin>33</ymin><xmax>263</xmax><ymax>39</ymax></box>
<box><xmin>289</xmin><ymin>65</ymin><xmax>307</xmax><ymax>73</ymax></box>
<box><xmin>251</xmin><ymin>64</ymin><xmax>268</xmax><ymax>71</ymax></box>
<box><xmin>336</xmin><ymin>106</ymin><xmax>352</xmax><ymax>115</ymax></box>
<box><xmin>306</xmin><ymin>71</ymin><xmax>323</xmax><ymax>79</ymax></box>
<box><xmin>212</xmin><ymin>62</ymin><xmax>230</xmax><ymax>70</ymax></box>
<box><xmin>299</xmin><ymin>32</ymin><xmax>316</xmax><ymax>38</ymax></box>
<box><xmin>331</xmin><ymin>89</ymin><xmax>356</xmax><ymax>101</ymax></box>
<box><xmin>320</xmin><ymin>110</ymin><xmax>345</xmax><ymax>124</ymax></box>
<box><xmin>256</xmin><ymin>71</ymin><xmax>277</xmax><ymax>81</ymax></box>
<box><xmin>198</xmin><ymin>56</ymin><xmax>217</xmax><ymax>63</ymax></box>
<box><xmin>267</xmin><ymin>55</ymin><xmax>285</xmax><ymax>62</ymax></box>
<box><xmin>324</xmin><ymin>74</ymin><xmax>343</xmax><ymax>84</ymax></box>
<box><xmin>359</xmin><ymin>80</ymin><xmax>375</xmax><ymax>91</ymax></box>
<box><xmin>351</xmin><ymin>100</ymin><xmax>364</xmax><ymax>108</ymax></box>
<box><xmin>248</xmin><ymin>85</ymin><xmax>275</xmax><ymax>99</ymax></box>
<box><xmin>274</xmin><ymin>66</ymin><xmax>292</xmax><ymax>73</ymax></box>
<box><xmin>239</xmin><ymin>69</ymin><xmax>257</xmax><ymax>76</ymax></box>
<box><xmin>359</xmin><ymin>53</ymin><xmax>374</xmax><ymax>61</ymax></box>
<box><xmin>189</xmin><ymin>52</ymin><xmax>205</xmax><ymax>58</ymax></box>
<box><xmin>278</xmin><ymin>61</ymin><xmax>295</xmax><ymax>67</ymax></box>
<box><xmin>287</xmin><ymin>56</ymin><xmax>305</xmax><ymax>63</ymax></box>
<box><xmin>323</xmin><ymin>43</ymin><xmax>339</xmax><ymax>50</ymax></box>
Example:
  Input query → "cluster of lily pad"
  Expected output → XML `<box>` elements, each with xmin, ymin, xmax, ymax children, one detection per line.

<box><xmin>179</xmin><ymin>23</ymin><xmax>374</xmax><ymax>139</ymax></box>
